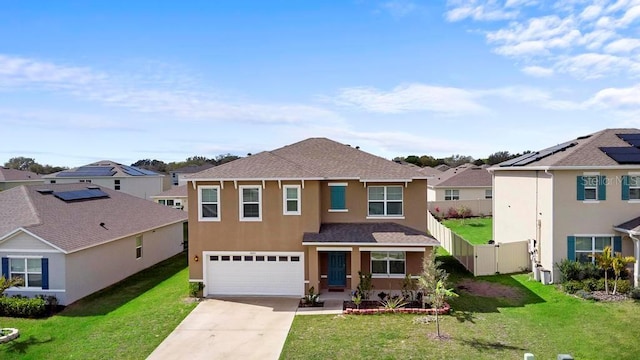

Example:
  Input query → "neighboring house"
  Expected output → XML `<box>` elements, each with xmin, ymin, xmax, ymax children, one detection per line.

<box><xmin>43</xmin><ymin>160</ymin><xmax>164</xmax><ymax>200</ymax></box>
<box><xmin>185</xmin><ymin>138</ymin><xmax>439</xmax><ymax>297</ymax></box>
<box><xmin>492</xmin><ymin>128</ymin><xmax>640</xmax><ymax>287</ymax></box>
<box><xmin>0</xmin><ymin>167</ymin><xmax>43</xmax><ymax>190</ymax></box>
<box><xmin>170</xmin><ymin>164</ymin><xmax>215</xmax><ymax>186</ymax></box>
<box><xmin>427</xmin><ymin>164</ymin><xmax>493</xmax><ymax>217</ymax></box>
<box><xmin>417</xmin><ymin>166</ymin><xmax>442</xmax><ymax>177</ymax></box>
<box><xmin>151</xmin><ymin>185</ymin><xmax>188</xmax><ymax>211</ymax></box>
<box><xmin>434</xmin><ymin>164</ymin><xmax>451</xmax><ymax>172</ymax></box>
<box><xmin>0</xmin><ymin>183</ymin><xmax>187</xmax><ymax>305</ymax></box>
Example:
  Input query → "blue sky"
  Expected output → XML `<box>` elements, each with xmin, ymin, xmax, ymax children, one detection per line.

<box><xmin>1</xmin><ymin>0</ymin><xmax>640</xmax><ymax>167</ymax></box>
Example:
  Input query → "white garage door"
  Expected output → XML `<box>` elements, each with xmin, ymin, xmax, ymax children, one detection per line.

<box><xmin>205</xmin><ymin>252</ymin><xmax>304</xmax><ymax>296</ymax></box>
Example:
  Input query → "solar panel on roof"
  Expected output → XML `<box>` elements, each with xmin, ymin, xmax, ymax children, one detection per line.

<box><xmin>500</xmin><ymin>141</ymin><xmax>577</xmax><ymax>167</ymax></box>
<box><xmin>617</xmin><ymin>134</ymin><xmax>640</xmax><ymax>148</ymax></box>
<box><xmin>56</xmin><ymin>166</ymin><xmax>116</xmax><ymax>177</ymax></box>
<box><xmin>599</xmin><ymin>146</ymin><xmax>640</xmax><ymax>164</ymax></box>
<box><xmin>121</xmin><ymin>165</ymin><xmax>157</xmax><ymax>176</ymax></box>
<box><xmin>53</xmin><ymin>189</ymin><xmax>110</xmax><ymax>202</ymax></box>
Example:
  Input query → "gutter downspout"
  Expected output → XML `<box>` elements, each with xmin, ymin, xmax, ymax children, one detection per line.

<box><xmin>544</xmin><ymin>169</ymin><xmax>554</xmax><ymax>281</ymax></box>
<box><xmin>630</xmin><ymin>234</ymin><xmax>640</xmax><ymax>288</ymax></box>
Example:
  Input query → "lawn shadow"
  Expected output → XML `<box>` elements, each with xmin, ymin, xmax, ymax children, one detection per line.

<box><xmin>458</xmin><ymin>337</ymin><xmax>526</xmax><ymax>352</ymax></box>
<box><xmin>59</xmin><ymin>252</ymin><xmax>188</xmax><ymax>317</ymax></box>
<box><xmin>452</xmin><ymin>311</ymin><xmax>475</xmax><ymax>323</ymax></box>
<box><xmin>2</xmin><ymin>335</ymin><xmax>54</xmax><ymax>355</ymax></box>
<box><xmin>466</xmin><ymin>223</ymin><xmax>487</xmax><ymax>228</ymax></box>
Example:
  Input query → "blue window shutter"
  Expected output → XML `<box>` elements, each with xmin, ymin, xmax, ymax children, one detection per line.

<box><xmin>622</xmin><ymin>176</ymin><xmax>630</xmax><ymax>201</ymax></box>
<box><xmin>598</xmin><ymin>175</ymin><xmax>606</xmax><ymax>201</ymax></box>
<box><xmin>330</xmin><ymin>186</ymin><xmax>346</xmax><ymax>210</ymax></box>
<box><xmin>41</xmin><ymin>258</ymin><xmax>49</xmax><ymax>290</ymax></box>
<box><xmin>1</xmin><ymin>258</ymin><xmax>8</xmax><ymax>279</ymax></box>
<box><xmin>567</xmin><ymin>236</ymin><xmax>576</xmax><ymax>261</ymax></box>
<box><xmin>613</xmin><ymin>236</ymin><xmax>622</xmax><ymax>254</ymax></box>
<box><xmin>576</xmin><ymin>176</ymin><xmax>585</xmax><ymax>201</ymax></box>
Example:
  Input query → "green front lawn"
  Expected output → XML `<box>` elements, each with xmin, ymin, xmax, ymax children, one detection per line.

<box><xmin>442</xmin><ymin>217</ymin><xmax>493</xmax><ymax>245</ymax></box>
<box><xmin>0</xmin><ymin>253</ymin><xmax>196</xmax><ymax>360</ymax></box>
<box><xmin>282</xmin><ymin>267</ymin><xmax>640</xmax><ymax>359</ymax></box>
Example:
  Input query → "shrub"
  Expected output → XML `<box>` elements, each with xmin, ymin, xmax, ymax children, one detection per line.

<box><xmin>446</xmin><ymin>207</ymin><xmax>459</xmax><ymax>219</ymax></box>
<box><xmin>556</xmin><ymin>259</ymin><xmax>604</xmax><ymax>282</ymax></box>
<box><xmin>189</xmin><ymin>282</ymin><xmax>205</xmax><ymax>298</ymax></box>
<box><xmin>581</xmin><ymin>278</ymin><xmax>600</xmax><ymax>292</ymax></box>
<box><xmin>563</xmin><ymin>281</ymin><xmax>582</xmax><ymax>294</ymax></box>
<box><xmin>0</xmin><ymin>295</ymin><xmax>47</xmax><ymax>318</ymax></box>
<box><xmin>612</xmin><ymin>279</ymin><xmax>632</xmax><ymax>294</ymax></box>
<box><xmin>356</xmin><ymin>272</ymin><xmax>373</xmax><ymax>300</ymax></box>
<box><xmin>630</xmin><ymin>287</ymin><xmax>640</xmax><ymax>300</ymax></box>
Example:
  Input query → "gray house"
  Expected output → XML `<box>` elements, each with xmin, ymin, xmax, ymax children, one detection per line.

<box><xmin>0</xmin><ymin>183</ymin><xmax>187</xmax><ymax>305</ymax></box>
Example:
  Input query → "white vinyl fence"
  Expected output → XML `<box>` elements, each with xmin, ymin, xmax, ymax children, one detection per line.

<box><xmin>427</xmin><ymin>212</ymin><xmax>529</xmax><ymax>276</ymax></box>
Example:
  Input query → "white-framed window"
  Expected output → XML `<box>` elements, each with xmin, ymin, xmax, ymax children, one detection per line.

<box><xmin>368</xmin><ymin>186</ymin><xmax>403</xmax><ymax>217</ymax></box>
<box><xmin>445</xmin><ymin>189</ymin><xmax>459</xmax><ymax>201</ymax></box>
<box><xmin>583</xmin><ymin>176</ymin><xmax>598</xmax><ymax>201</ymax></box>
<box><xmin>114</xmin><ymin>179</ymin><xmax>121</xmax><ymax>191</ymax></box>
<box><xmin>79</xmin><ymin>179</ymin><xmax>92</xmax><ymax>183</ymax></box>
<box><xmin>630</xmin><ymin>176</ymin><xmax>640</xmax><ymax>200</ymax></box>
<box><xmin>198</xmin><ymin>185</ymin><xmax>220</xmax><ymax>221</ymax></box>
<box><xmin>371</xmin><ymin>251</ymin><xmax>405</xmax><ymax>277</ymax></box>
<box><xmin>283</xmin><ymin>185</ymin><xmax>301</xmax><ymax>215</ymax></box>
<box><xmin>485</xmin><ymin>189</ymin><xmax>492</xmax><ymax>199</ymax></box>
<box><xmin>135</xmin><ymin>235</ymin><xmax>143</xmax><ymax>259</ymax></box>
<box><xmin>328</xmin><ymin>183</ymin><xmax>348</xmax><ymax>212</ymax></box>
<box><xmin>10</xmin><ymin>258</ymin><xmax>42</xmax><ymax>288</ymax></box>
<box><xmin>240</xmin><ymin>185</ymin><xmax>262</xmax><ymax>221</ymax></box>
<box><xmin>575</xmin><ymin>236</ymin><xmax>613</xmax><ymax>263</ymax></box>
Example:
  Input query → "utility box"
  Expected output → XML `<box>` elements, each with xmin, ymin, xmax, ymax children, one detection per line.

<box><xmin>541</xmin><ymin>269</ymin><xmax>552</xmax><ymax>285</ymax></box>
<box><xmin>557</xmin><ymin>355</ymin><xmax>574</xmax><ymax>360</ymax></box>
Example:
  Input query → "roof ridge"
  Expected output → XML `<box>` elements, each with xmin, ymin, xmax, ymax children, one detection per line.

<box><xmin>21</xmin><ymin>186</ymin><xmax>42</xmax><ymax>228</ymax></box>
<box><xmin>265</xmin><ymin>150</ymin><xmax>324</xmax><ymax>177</ymax></box>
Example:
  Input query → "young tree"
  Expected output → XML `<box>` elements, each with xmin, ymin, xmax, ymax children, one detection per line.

<box><xmin>418</xmin><ymin>251</ymin><xmax>455</xmax><ymax>338</ymax></box>
<box><xmin>595</xmin><ymin>246</ymin><xmax>615</xmax><ymax>294</ymax></box>
<box><xmin>432</xmin><ymin>280</ymin><xmax>458</xmax><ymax>338</ymax></box>
<box><xmin>612</xmin><ymin>252</ymin><xmax>635</xmax><ymax>295</ymax></box>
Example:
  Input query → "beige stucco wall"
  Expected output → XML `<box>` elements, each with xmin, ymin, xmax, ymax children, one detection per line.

<box><xmin>493</xmin><ymin>171</ymin><xmax>542</xmax><ymax>244</ymax></box>
<box><xmin>154</xmin><ymin>197</ymin><xmax>188</xmax><ymax>211</ymax></box>
<box><xmin>65</xmin><ymin>222</ymin><xmax>184</xmax><ymax>305</ymax></box>
<box><xmin>428</xmin><ymin>187</ymin><xmax>491</xmax><ymax>201</ymax></box>
<box><xmin>46</xmin><ymin>176</ymin><xmax>164</xmax><ymax>200</ymax></box>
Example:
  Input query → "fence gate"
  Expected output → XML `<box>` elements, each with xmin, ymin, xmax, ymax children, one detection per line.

<box><xmin>474</xmin><ymin>245</ymin><xmax>497</xmax><ymax>276</ymax></box>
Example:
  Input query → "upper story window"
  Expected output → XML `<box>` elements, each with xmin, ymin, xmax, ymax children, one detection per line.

<box><xmin>79</xmin><ymin>179</ymin><xmax>92</xmax><ymax>183</ymax></box>
<box><xmin>283</xmin><ymin>185</ymin><xmax>301</xmax><ymax>215</ymax></box>
<box><xmin>368</xmin><ymin>186</ymin><xmax>403</xmax><ymax>217</ymax></box>
<box><xmin>328</xmin><ymin>183</ymin><xmax>347</xmax><ymax>212</ymax></box>
<box><xmin>114</xmin><ymin>179</ymin><xmax>121</xmax><ymax>191</ymax></box>
<box><xmin>485</xmin><ymin>189</ymin><xmax>492</xmax><ymax>199</ymax></box>
<box><xmin>10</xmin><ymin>258</ymin><xmax>42</xmax><ymax>288</ymax></box>
<box><xmin>622</xmin><ymin>175</ymin><xmax>640</xmax><ymax>201</ymax></box>
<box><xmin>240</xmin><ymin>185</ymin><xmax>262</xmax><ymax>221</ymax></box>
<box><xmin>445</xmin><ymin>189</ymin><xmax>459</xmax><ymax>201</ymax></box>
<box><xmin>198</xmin><ymin>185</ymin><xmax>220</xmax><ymax>221</ymax></box>
<box><xmin>577</xmin><ymin>175</ymin><xmax>606</xmax><ymax>201</ymax></box>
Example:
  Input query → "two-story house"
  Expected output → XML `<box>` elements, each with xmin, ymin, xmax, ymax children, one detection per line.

<box><xmin>43</xmin><ymin>160</ymin><xmax>165</xmax><ymax>200</ymax></box>
<box><xmin>185</xmin><ymin>138</ymin><xmax>439</xmax><ymax>297</ymax></box>
<box><xmin>427</xmin><ymin>163</ymin><xmax>493</xmax><ymax>217</ymax></box>
<box><xmin>492</xmin><ymin>128</ymin><xmax>640</xmax><ymax>287</ymax></box>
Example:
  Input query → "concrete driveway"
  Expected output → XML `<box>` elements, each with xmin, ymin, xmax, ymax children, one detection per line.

<box><xmin>147</xmin><ymin>297</ymin><xmax>299</xmax><ymax>360</ymax></box>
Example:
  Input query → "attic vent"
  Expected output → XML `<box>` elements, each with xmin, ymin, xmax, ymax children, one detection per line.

<box><xmin>576</xmin><ymin>135</ymin><xmax>592</xmax><ymax>140</ymax></box>
<box><xmin>86</xmin><ymin>185</ymin><xmax>100</xmax><ymax>190</ymax></box>
<box><xmin>36</xmin><ymin>189</ymin><xmax>54</xmax><ymax>194</ymax></box>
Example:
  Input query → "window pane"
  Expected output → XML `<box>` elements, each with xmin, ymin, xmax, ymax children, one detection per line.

<box><xmin>387</xmin><ymin>187</ymin><xmax>402</xmax><ymax>200</ymax></box>
<box><xmin>286</xmin><ymin>187</ymin><xmax>297</xmax><ymax>199</ymax></box>
<box><xmin>631</xmin><ymin>176</ymin><xmax>640</xmax><ymax>186</ymax></box>
<box><xmin>389</xmin><ymin>261</ymin><xmax>405</xmax><ymax>274</ymax></box>
<box><xmin>287</xmin><ymin>200</ymin><xmax>298</xmax><ymax>212</ymax></box>
<box><xmin>371</xmin><ymin>261</ymin><xmax>387</xmax><ymax>274</ymax></box>
<box><xmin>630</xmin><ymin>188</ymin><xmax>640</xmax><ymax>200</ymax></box>
<box><xmin>201</xmin><ymin>188</ymin><xmax>217</xmax><ymax>202</ymax></box>
<box><xmin>202</xmin><ymin>204</ymin><xmax>218</xmax><ymax>218</ymax></box>
<box><xmin>167</xmin><ymin>200</ymin><xmax>174</xmax><ymax>206</ymax></box>
<box><xmin>243</xmin><ymin>188</ymin><xmax>259</xmax><ymax>202</ymax></box>
<box><xmin>584</xmin><ymin>188</ymin><xmax>597</xmax><ymax>200</ymax></box>
<box><xmin>368</xmin><ymin>187</ymin><xmax>384</xmax><ymax>200</ymax></box>
<box><xmin>575</xmin><ymin>237</ymin><xmax>592</xmax><ymax>251</ymax></box>
<box><xmin>243</xmin><ymin>204</ymin><xmax>260</xmax><ymax>218</ymax></box>
<box><xmin>27</xmin><ymin>258</ymin><xmax>41</xmax><ymax>272</ymax></box>
<box><xmin>28</xmin><ymin>274</ymin><xmax>42</xmax><ymax>287</ymax></box>
<box><xmin>387</xmin><ymin>252</ymin><xmax>405</xmax><ymax>260</ymax></box>
<box><xmin>12</xmin><ymin>274</ymin><xmax>25</xmax><ymax>282</ymax></box>
<box><xmin>583</xmin><ymin>176</ymin><xmax>598</xmax><ymax>187</ymax></box>
<box><xmin>386</xmin><ymin>202</ymin><xmax>402</xmax><ymax>215</ymax></box>
<box><xmin>368</xmin><ymin>202</ymin><xmax>384</xmax><ymax>215</ymax></box>
<box><xmin>159</xmin><ymin>199</ymin><xmax>166</xmax><ymax>205</ymax></box>
<box><xmin>595</xmin><ymin>237</ymin><xmax>612</xmax><ymax>251</ymax></box>
<box><xmin>576</xmin><ymin>252</ymin><xmax>592</xmax><ymax>263</ymax></box>
<box><xmin>371</xmin><ymin>252</ymin><xmax>386</xmax><ymax>260</ymax></box>
<box><xmin>10</xmin><ymin>260</ymin><xmax>25</xmax><ymax>272</ymax></box>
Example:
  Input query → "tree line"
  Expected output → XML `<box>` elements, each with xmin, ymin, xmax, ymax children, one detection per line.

<box><xmin>393</xmin><ymin>150</ymin><xmax>532</xmax><ymax>168</ymax></box>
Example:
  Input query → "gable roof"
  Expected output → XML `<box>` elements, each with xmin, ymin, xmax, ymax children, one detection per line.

<box><xmin>172</xmin><ymin>164</ymin><xmax>215</xmax><ymax>174</ymax></box>
<box><xmin>416</xmin><ymin>166</ymin><xmax>442</xmax><ymax>177</ymax></box>
<box><xmin>494</xmin><ymin>128</ymin><xmax>640</xmax><ymax>169</ymax></box>
<box><xmin>429</xmin><ymin>163</ymin><xmax>492</xmax><ymax>187</ymax></box>
<box><xmin>0</xmin><ymin>183</ymin><xmax>186</xmax><ymax>253</ymax></box>
<box><xmin>43</xmin><ymin>160</ymin><xmax>162</xmax><ymax>178</ymax></box>
<box><xmin>0</xmin><ymin>167</ymin><xmax>42</xmax><ymax>182</ymax></box>
<box><xmin>151</xmin><ymin>185</ymin><xmax>187</xmax><ymax>199</ymax></box>
<box><xmin>187</xmin><ymin>138</ymin><xmax>427</xmax><ymax>181</ymax></box>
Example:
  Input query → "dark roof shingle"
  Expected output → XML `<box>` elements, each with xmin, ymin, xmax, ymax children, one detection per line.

<box><xmin>303</xmin><ymin>223</ymin><xmax>439</xmax><ymax>245</ymax></box>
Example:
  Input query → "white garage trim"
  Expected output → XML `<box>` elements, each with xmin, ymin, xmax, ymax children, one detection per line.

<box><xmin>203</xmin><ymin>251</ymin><xmax>304</xmax><ymax>297</ymax></box>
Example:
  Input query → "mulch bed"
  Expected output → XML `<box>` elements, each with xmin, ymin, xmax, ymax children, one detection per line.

<box><xmin>455</xmin><ymin>279</ymin><xmax>523</xmax><ymax>300</ymax></box>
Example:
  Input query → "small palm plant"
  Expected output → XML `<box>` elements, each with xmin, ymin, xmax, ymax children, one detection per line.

<box><xmin>0</xmin><ymin>275</ymin><xmax>23</xmax><ymax>295</ymax></box>
<box><xmin>612</xmin><ymin>252</ymin><xmax>635</xmax><ymax>295</ymax></box>
<box><xmin>595</xmin><ymin>246</ymin><xmax>615</xmax><ymax>294</ymax></box>
<box><xmin>380</xmin><ymin>296</ymin><xmax>408</xmax><ymax>310</ymax></box>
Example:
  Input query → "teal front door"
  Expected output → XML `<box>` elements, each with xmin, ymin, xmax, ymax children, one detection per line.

<box><xmin>328</xmin><ymin>252</ymin><xmax>346</xmax><ymax>287</ymax></box>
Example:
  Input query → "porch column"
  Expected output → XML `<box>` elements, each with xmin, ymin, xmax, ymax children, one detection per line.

<box><xmin>634</xmin><ymin>238</ymin><xmax>640</xmax><ymax>288</ymax></box>
<box><xmin>308</xmin><ymin>246</ymin><xmax>320</xmax><ymax>291</ymax></box>
<box><xmin>350</xmin><ymin>247</ymin><xmax>361</xmax><ymax>291</ymax></box>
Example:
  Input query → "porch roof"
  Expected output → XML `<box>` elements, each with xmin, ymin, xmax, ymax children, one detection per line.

<box><xmin>614</xmin><ymin>216</ymin><xmax>640</xmax><ymax>234</ymax></box>
<box><xmin>302</xmin><ymin>223</ymin><xmax>440</xmax><ymax>246</ymax></box>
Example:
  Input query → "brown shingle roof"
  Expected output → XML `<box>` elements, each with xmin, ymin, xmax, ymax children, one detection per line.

<box><xmin>429</xmin><ymin>164</ymin><xmax>491</xmax><ymax>187</ymax></box>
<box><xmin>187</xmin><ymin>138</ymin><xmax>427</xmax><ymax>181</ymax></box>
<box><xmin>303</xmin><ymin>223</ymin><xmax>439</xmax><ymax>245</ymax></box>
<box><xmin>0</xmin><ymin>167</ymin><xmax>42</xmax><ymax>182</ymax></box>
<box><xmin>151</xmin><ymin>185</ymin><xmax>187</xmax><ymax>198</ymax></box>
<box><xmin>172</xmin><ymin>164</ymin><xmax>215</xmax><ymax>174</ymax></box>
<box><xmin>0</xmin><ymin>183</ymin><xmax>187</xmax><ymax>253</ymax></box>
<box><xmin>417</xmin><ymin>166</ymin><xmax>442</xmax><ymax>176</ymax></box>
<box><xmin>495</xmin><ymin>128</ymin><xmax>640</xmax><ymax>168</ymax></box>
<box><xmin>614</xmin><ymin>217</ymin><xmax>640</xmax><ymax>234</ymax></box>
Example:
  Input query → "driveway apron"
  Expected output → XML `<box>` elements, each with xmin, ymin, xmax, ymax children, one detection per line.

<box><xmin>147</xmin><ymin>297</ymin><xmax>299</xmax><ymax>360</ymax></box>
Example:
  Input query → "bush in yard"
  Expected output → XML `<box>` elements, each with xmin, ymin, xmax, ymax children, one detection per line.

<box><xmin>0</xmin><ymin>295</ymin><xmax>47</xmax><ymax>318</ymax></box>
<box><xmin>581</xmin><ymin>278</ymin><xmax>600</xmax><ymax>292</ymax></box>
<box><xmin>611</xmin><ymin>279</ymin><xmax>631</xmax><ymax>295</ymax></box>
<box><xmin>563</xmin><ymin>281</ymin><xmax>582</xmax><ymax>294</ymax></box>
<box><xmin>630</xmin><ymin>287</ymin><xmax>640</xmax><ymax>300</ymax></box>
<box><xmin>446</xmin><ymin>207</ymin><xmax>459</xmax><ymax>219</ymax></box>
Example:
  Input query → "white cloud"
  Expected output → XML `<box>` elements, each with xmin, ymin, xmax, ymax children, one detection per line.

<box><xmin>556</xmin><ymin>52</ymin><xmax>640</xmax><ymax>79</ymax></box>
<box><xmin>0</xmin><ymin>54</ymin><xmax>342</xmax><ymax>126</ymax></box>
<box><xmin>604</xmin><ymin>37</ymin><xmax>640</xmax><ymax>52</ymax></box>
<box><xmin>586</xmin><ymin>84</ymin><xmax>640</xmax><ymax>108</ymax></box>
<box><xmin>580</xmin><ymin>4</ymin><xmax>603</xmax><ymax>20</ymax></box>
<box><xmin>481</xmin><ymin>86</ymin><xmax>583</xmax><ymax>110</ymax></box>
<box><xmin>380</xmin><ymin>0</ymin><xmax>417</xmax><ymax>18</ymax></box>
<box><xmin>445</xmin><ymin>0</ymin><xmax>519</xmax><ymax>22</ymax></box>
<box><xmin>521</xmin><ymin>65</ymin><xmax>555</xmax><ymax>76</ymax></box>
<box><xmin>330</xmin><ymin>83</ymin><xmax>487</xmax><ymax>115</ymax></box>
